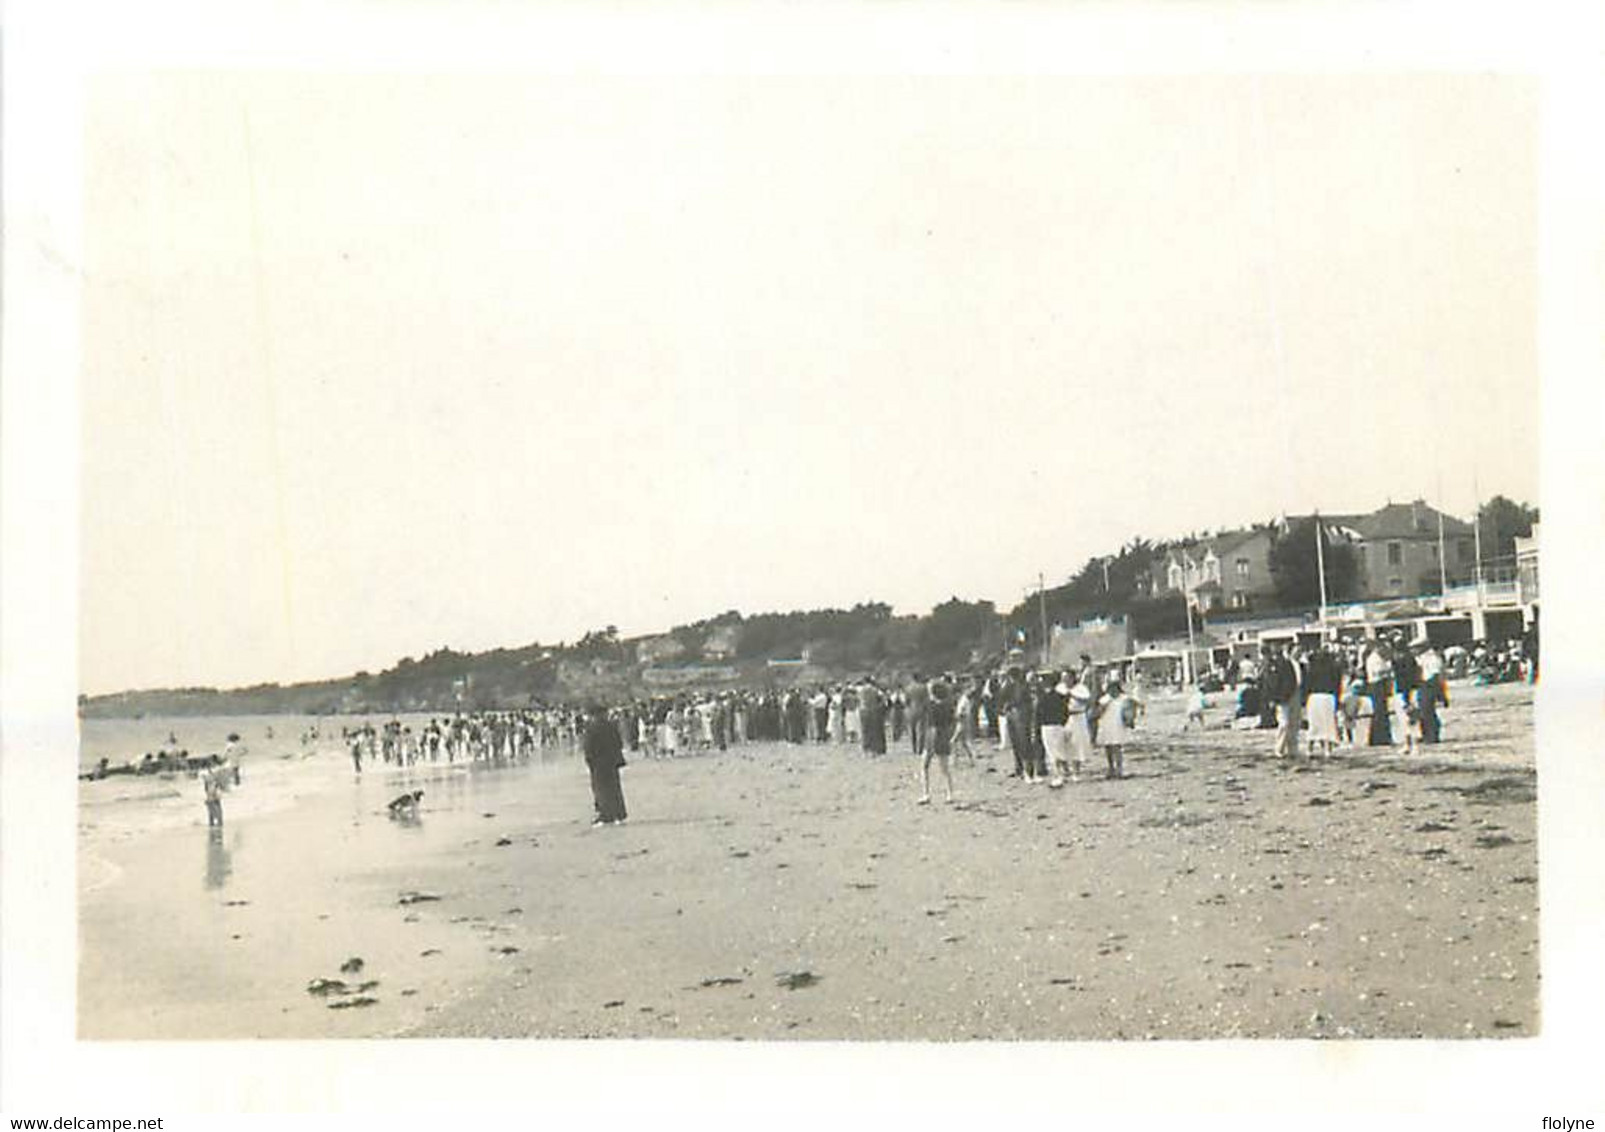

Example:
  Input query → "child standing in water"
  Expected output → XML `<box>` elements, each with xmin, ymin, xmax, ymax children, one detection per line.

<box><xmin>1095</xmin><ymin>679</ymin><xmax>1137</xmax><ymax>779</ymax></box>
<box><xmin>202</xmin><ymin>765</ymin><xmax>225</xmax><ymax>827</ymax></box>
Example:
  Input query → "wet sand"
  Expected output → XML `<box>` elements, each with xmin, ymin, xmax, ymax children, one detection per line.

<box><xmin>77</xmin><ymin>756</ymin><xmax>572</xmax><ymax>1039</ymax></box>
<box><xmin>78</xmin><ymin>683</ymin><xmax>1537</xmax><ymax>1041</ymax></box>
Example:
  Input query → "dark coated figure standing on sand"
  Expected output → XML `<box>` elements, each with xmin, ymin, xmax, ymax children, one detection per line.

<box><xmin>904</xmin><ymin>673</ymin><xmax>930</xmax><ymax>758</ymax></box>
<box><xmin>583</xmin><ymin>704</ymin><xmax>629</xmax><ymax>827</ymax></box>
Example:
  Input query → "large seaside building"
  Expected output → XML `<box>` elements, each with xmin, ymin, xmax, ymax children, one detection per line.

<box><xmin>1308</xmin><ymin>500</ymin><xmax>1477</xmax><ymax>600</ymax></box>
<box><xmin>1515</xmin><ymin>523</ymin><xmax>1540</xmax><ymax>606</ymax></box>
<box><xmin>1122</xmin><ymin>498</ymin><xmax>1533</xmax><ymax>645</ymax></box>
<box><xmin>1140</xmin><ymin>500</ymin><xmax>1478</xmax><ymax>613</ymax></box>
<box><xmin>1150</xmin><ymin>528</ymin><xmax>1279</xmax><ymax>613</ymax></box>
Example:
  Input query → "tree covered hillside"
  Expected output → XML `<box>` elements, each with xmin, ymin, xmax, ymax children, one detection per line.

<box><xmin>80</xmin><ymin>599</ymin><xmax>1004</xmax><ymax>718</ymax></box>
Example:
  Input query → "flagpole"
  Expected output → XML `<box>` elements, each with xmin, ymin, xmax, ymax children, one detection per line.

<box><xmin>1314</xmin><ymin>510</ymin><xmax>1329</xmax><ymax>624</ymax></box>
<box><xmin>1437</xmin><ymin>506</ymin><xmax>1448</xmax><ymax>596</ymax></box>
<box><xmin>1038</xmin><ymin>572</ymin><xmax>1049</xmax><ymax>668</ymax></box>
<box><xmin>1182</xmin><ymin>587</ymin><xmax>1197</xmax><ymax>686</ymax></box>
<box><xmin>1472</xmin><ymin>469</ymin><xmax>1485</xmax><ymax>604</ymax></box>
<box><xmin>1435</xmin><ymin>472</ymin><xmax>1449</xmax><ymax>596</ymax></box>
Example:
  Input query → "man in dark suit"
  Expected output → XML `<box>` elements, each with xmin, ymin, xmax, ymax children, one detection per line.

<box><xmin>582</xmin><ymin>705</ymin><xmax>628</xmax><ymax>827</ymax></box>
<box><xmin>1261</xmin><ymin>643</ymin><xmax>1302</xmax><ymax>759</ymax></box>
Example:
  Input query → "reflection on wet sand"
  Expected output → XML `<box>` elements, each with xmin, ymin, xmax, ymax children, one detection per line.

<box><xmin>204</xmin><ymin>827</ymin><xmax>233</xmax><ymax>890</ymax></box>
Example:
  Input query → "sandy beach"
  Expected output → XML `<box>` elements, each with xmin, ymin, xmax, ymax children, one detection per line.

<box><xmin>78</xmin><ymin>683</ymin><xmax>1537</xmax><ymax>1041</ymax></box>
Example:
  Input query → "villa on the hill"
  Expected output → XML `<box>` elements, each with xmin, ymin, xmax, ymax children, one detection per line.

<box><xmin>1139</xmin><ymin>499</ymin><xmax>1479</xmax><ymax>614</ymax></box>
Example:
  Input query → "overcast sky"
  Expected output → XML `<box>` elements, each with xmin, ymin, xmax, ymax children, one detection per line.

<box><xmin>80</xmin><ymin>73</ymin><xmax>1538</xmax><ymax>694</ymax></box>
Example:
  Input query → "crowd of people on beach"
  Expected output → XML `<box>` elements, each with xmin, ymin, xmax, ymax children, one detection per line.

<box><xmin>565</xmin><ymin>660</ymin><xmax>1146</xmax><ymax>814</ymax></box>
<box><xmin>1209</xmin><ymin>629</ymin><xmax>1536</xmax><ymax>760</ymax></box>
<box><xmin>340</xmin><ymin>709</ymin><xmax>589</xmax><ymax>773</ymax></box>
<box><xmin>570</xmin><ymin>624</ymin><xmax>1536</xmax><ymax>819</ymax></box>
<box><xmin>91</xmin><ymin>623</ymin><xmax>1533</xmax><ymax>831</ymax></box>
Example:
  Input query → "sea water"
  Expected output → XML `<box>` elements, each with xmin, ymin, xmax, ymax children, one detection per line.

<box><xmin>77</xmin><ymin>712</ymin><xmax>579</xmax><ymax>868</ymax></box>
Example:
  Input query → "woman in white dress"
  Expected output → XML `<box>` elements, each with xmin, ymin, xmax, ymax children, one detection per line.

<box><xmin>699</xmin><ymin>700</ymin><xmax>716</xmax><ymax>748</ymax></box>
<box><xmin>1095</xmin><ymin>680</ymin><xmax>1135</xmax><ymax>779</ymax></box>
<box><xmin>1067</xmin><ymin>679</ymin><xmax>1095</xmax><ymax>780</ymax></box>
<box><xmin>660</xmin><ymin>709</ymin><xmax>678</xmax><ymax>759</ymax></box>
<box><xmin>1302</xmin><ymin>643</ymin><xmax>1344</xmax><ymax>758</ymax></box>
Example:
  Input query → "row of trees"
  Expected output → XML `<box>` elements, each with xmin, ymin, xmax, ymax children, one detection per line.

<box><xmin>629</xmin><ymin>599</ymin><xmax>1001</xmax><ymax>673</ymax></box>
<box><xmin>1476</xmin><ymin>495</ymin><xmax>1542</xmax><ymax>561</ymax></box>
<box><xmin>82</xmin><ymin>595</ymin><xmax>1011</xmax><ymax>718</ymax></box>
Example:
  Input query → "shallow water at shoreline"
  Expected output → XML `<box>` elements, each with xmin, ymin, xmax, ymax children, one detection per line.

<box><xmin>77</xmin><ymin>713</ymin><xmax>578</xmax><ymax>846</ymax></box>
<box><xmin>78</xmin><ymin>751</ymin><xmax>588</xmax><ymax>1039</ymax></box>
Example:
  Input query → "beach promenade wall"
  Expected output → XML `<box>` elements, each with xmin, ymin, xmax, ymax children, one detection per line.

<box><xmin>1047</xmin><ymin>620</ymin><xmax>1132</xmax><ymax>667</ymax></box>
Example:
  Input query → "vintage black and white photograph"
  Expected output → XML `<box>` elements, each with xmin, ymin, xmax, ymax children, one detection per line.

<box><xmin>4</xmin><ymin>0</ymin><xmax>1603</xmax><ymax>1122</ymax></box>
<box><xmin>67</xmin><ymin>69</ymin><xmax>1547</xmax><ymax>1043</ymax></box>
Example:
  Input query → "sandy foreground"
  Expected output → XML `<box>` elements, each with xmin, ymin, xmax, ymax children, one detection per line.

<box><xmin>78</xmin><ymin>683</ymin><xmax>1537</xmax><ymax>1041</ymax></box>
